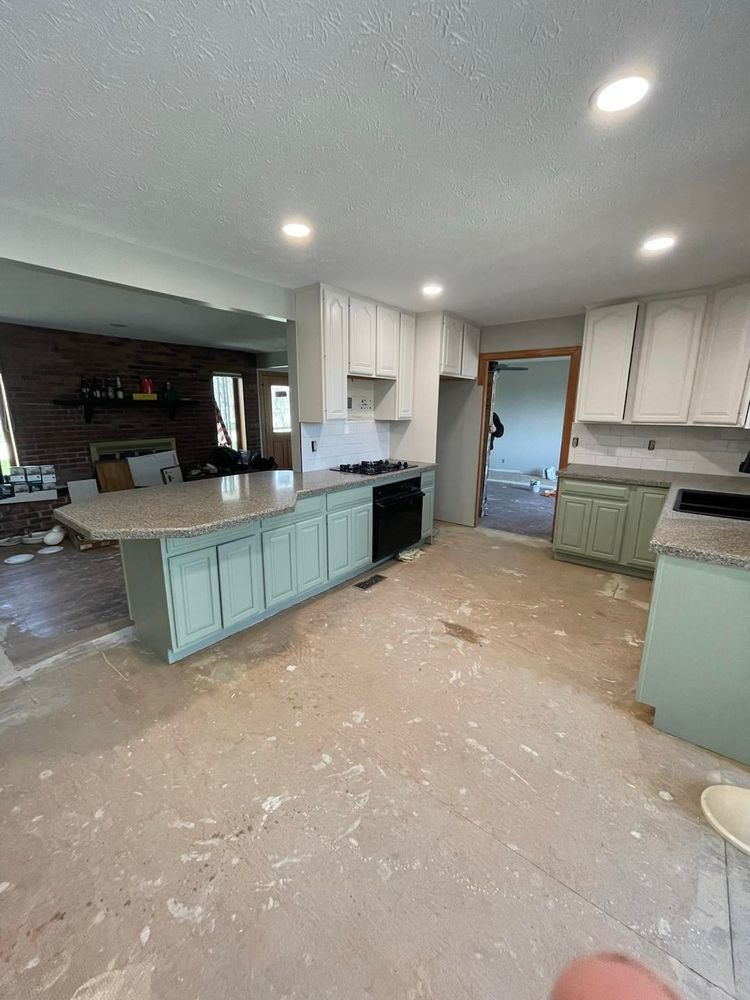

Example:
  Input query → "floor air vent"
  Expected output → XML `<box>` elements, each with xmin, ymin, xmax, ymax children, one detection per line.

<box><xmin>354</xmin><ymin>574</ymin><xmax>386</xmax><ymax>590</ymax></box>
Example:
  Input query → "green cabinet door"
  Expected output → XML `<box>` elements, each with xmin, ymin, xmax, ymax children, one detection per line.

<box><xmin>421</xmin><ymin>484</ymin><xmax>435</xmax><ymax>539</ymax></box>
<box><xmin>217</xmin><ymin>533</ymin><xmax>265</xmax><ymax>628</ymax></box>
<box><xmin>554</xmin><ymin>495</ymin><xmax>592</xmax><ymax>554</ymax></box>
<box><xmin>262</xmin><ymin>524</ymin><xmax>298</xmax><ymax>608</ymax></box>
<box><xmin>169</xmin><ymin>548</ymin><xmax>222</xmax><ymax>649</ymax></box>
<box><xmin>585</xmin><ymin>499</ymin><xmax>628</xmax><ymax>562</ymax></box>
<box><xmin>623</xmin><ymin>487</ymin><xmax>667</xmax><ymax>569</ymax></box>
<box><xmin>296</xmin><ymin>515</ymin><xmax>327</xmax><ymax>593</ymax></box>
<box><xmin>327</xmin><ymin>508</ymin><xmax>352</xmax><ymax>579</ymax></box>
<box><xmin>350</xmin><ymin>502</ymin><xmax>373</xmax><ymax>568</ymax></box>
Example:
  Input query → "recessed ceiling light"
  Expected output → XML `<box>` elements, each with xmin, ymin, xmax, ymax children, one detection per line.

<box><xmin>422</xmin><ymin>283</ymin><xmax>443</xmax><ymax>297</ymax></box>
<box><xmin>593</xmin><ymin>75</ymin><xmax>650</xmax><ymax>112</ymax></box>
<box><xmin>281</xmin><ymin>221</ymin><xmax>311</xmax><ymax>239</ymax></box>
<box><xmin>641</xmin><ymin>233</ymin><xmax>676</xmax><ymax>254</ymax></box>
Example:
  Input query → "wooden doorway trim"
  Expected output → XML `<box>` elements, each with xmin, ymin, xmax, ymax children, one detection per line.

<box><xmin>474</xmin><ymin>345</ymin><xmax>582</xmax><ymax>528</ymax></box>
<box><xmin>259</xmin><ymin>371</ymin><xmax>293</xmax><ymax>469</ymax></box>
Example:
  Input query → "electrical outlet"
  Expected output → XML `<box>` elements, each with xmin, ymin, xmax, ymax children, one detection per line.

<box><xmin>311</xmin><ymin>440</ymin><xmax>317</xmax><ymax>453</ymax></box>
<box><xmin>648</xmin><ymin>439</ymin><xmax>656</xmax><ymax>451</ymax></box>
<box><xmin>572</xmin><ymin>436</ymin><xmax>579</xmax><ymax>448</ymax></box>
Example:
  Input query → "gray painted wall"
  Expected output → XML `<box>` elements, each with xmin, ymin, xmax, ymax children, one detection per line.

<box><xmin>489</xmin><ymin>359</ymin><xmax>569</xmax><ymax>477</ymax></box>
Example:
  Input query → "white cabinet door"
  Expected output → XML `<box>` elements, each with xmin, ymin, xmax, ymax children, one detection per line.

<box><xmin>690</xmin><ymin>283</ymin><xmax>750</xmax><ymax>425</ymax></box>
<box><xmin>375</xmin><ymin>305</ymin><xmax>399</xmax><ymax>378</ymax></box>
<box><xmin>576</xmin><ymin>302</ymin><xmax>638</xmax><ymax>422</ymax></box>
<box><xmin>396</xmin><ymin>312</ymin><xmax>416</xmax><ymax>419</ymax></box>
<box><xmin>630</xmin><ymin>295</ymin><xmax>707</xmax><ymax>423</ymax></box>
<box><xmin>348</xmin><ymin>296</ymin><xmax>376</xmax><ymax>376</ymax></box>
<box><xmin>440</xmin><ymin>315</ymin><xmax>463</xmax><ymax>375</ymax></box>
<box><xmin>461</xmin><ymin>322</ymin><xmax>480</xmax><ymax>379</ymax></box>
<box><xmin>322</xmin><ymin>286</ymin><xmax>349</xmax><ymax>420</ymax></box>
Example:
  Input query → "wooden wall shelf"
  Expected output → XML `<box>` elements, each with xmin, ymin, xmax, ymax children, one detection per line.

<box><xmin>53</xmin><ymin>396</ymin><xmax>198</xmax><ymax>423</ymax></box>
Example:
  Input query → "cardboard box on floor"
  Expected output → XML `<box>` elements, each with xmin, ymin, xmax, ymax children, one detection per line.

<box><xmin>69</xmin><ymin>530</ymin><xmax>116</xmax><ymax>552</ymax></box>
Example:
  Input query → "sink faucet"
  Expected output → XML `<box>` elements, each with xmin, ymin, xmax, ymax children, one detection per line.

<box><xmin>740</xmin><ymin>449</ymin><xmax>750</xmax><ymax>474</ymax></box>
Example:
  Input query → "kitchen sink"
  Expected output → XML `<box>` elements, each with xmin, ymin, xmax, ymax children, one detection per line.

<box><xmin>673</xmin><ymin>489</ymin><xmax>750</xmax><ymax>520</ymax></box>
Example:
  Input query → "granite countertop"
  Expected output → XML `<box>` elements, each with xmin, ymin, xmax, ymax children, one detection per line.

<box><xmin>55</xmin><ymin>464</ymin><xmax>435</xmax><ymax>541</ymax></box>
<box><xmin>559</xmin><ymin>464</ymin><xmax>750</xmax><ymax>571</ymax></box>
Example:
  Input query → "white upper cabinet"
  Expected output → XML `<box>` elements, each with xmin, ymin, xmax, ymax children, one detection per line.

<box><xmin>348</xmin><ymin>297</ymin><xmax>376</xmax><ymax>376</ymax></box>
<box><xmin>322</xmin><ymin>286</ymin><xmax>349</xmax><ymax>420</ymax></box>
<box><xmin>689</xmin><ymin>283</ymin><xmax>750</xmax><ymax>425</ymax></box>
<box><xmin>440</xmin><ymin>315</ymin><xmax>464</xmax><ymax>376</ymax></box>
<box><xmin>576</xmin><ymin>302</ymin><xmax>638</xmax><ymax>422</ymax></box>
<box><xmin>630</xmin><ymin>295</ymin><xmax>707</xmax><ymax>424</ymax></box>
<box><xmin>396</xmin><ymin>313</ymin><xmax>416</xmax><ymax>419</ymax></box>
<box><xmin>461</xmin><ymin>323</ymin><xmax>480</xmax><ymax>379</ymax></box>
<box><xmin>375</xmin><ymin>305</ymin><xmax>399</xmax><ymax>378</ymax></box>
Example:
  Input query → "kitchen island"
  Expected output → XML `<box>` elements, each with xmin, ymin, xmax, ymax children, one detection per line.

<box><xmin>557</xmin><ymin>463</ymin><xmax>750</xmax><ymax>765</ymax></box>
<box><xmin>57</xmin><ymin>465</ymin><xmax>436</xmax><ymax>662</ymax></box>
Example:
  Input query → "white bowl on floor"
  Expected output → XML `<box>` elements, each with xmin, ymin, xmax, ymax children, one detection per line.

<box><xmin>701</xmin><ymin>785</ymin><xmax>750</xmax><ymax>856</ymax></box>
<box><xmin>43</xmin><ymin>526</ymin><xmax>66</xmax><ymax>545</ymax></box>
<box><xmin>4</xmin><ymin>553</ymin><xmax>35</xmax><ymax>565</ymax></box>
<box><xmin>0</xmin><ymin>536</ymin><xmax>22</xmax><ymax>546</ymax></box>
<box><xmin>38</xmin><ymin>545</ymin><xmax>64</xmax><ymax>555</ymax></box>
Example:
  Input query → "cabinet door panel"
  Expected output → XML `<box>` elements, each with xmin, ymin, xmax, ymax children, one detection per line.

<box><xmin>461</xmin><ymin>323</ymin><xmax>480</xmax><ymax>379</ymax></box>
<box><xmin>323</xmin><ymin>287</ymin><xmax>349</xmax><ymax>419</ymax></box>
<box><xmin>690</xmin><ymin>283</ymin><xmax>750</xmax><ymax>425</ymax></box>
<box><xmin>440</xmin><ymin>315</ymin><xmax>463</xmax><ymax>375</ymax></box>
<box><xmin>170</xmin><ymin>548</ymin><xmax>222</xmax><ymax>649</ymax></box>
<box><xmin>327</xmin><ymin>509</ymin><xmax>351</xmax><ymax>578</ymax></box>
<box><xmin>348</xmin><ymin>297</ymin><xmax>376</xmax><ymax>376</ymax></box>
<box><xmin>375</xmin><ymin>305</ymin><xmax>399</xmax><ymax>378</ymax></box>
<box><xmin>586</xmin><ymin>500</ymin><xmax>627</xmax><ymax>562</ymax></box>
<box><xmin>262</xmin><ymin>525</ymin><xmax>298</xmax><ymax>607</ymax></box>
<box><xmin>296</xmin><ymin>515</ymin><xmax>327</xmax><ymax>593</ymax></box>
<box><xmin>350</xmin><ymin>503</ymin><xmax>373</xmax><ymax>568</ymax></box>
<box><xmin>631</xmin><ymin>296</ymin><xmax>706</xmax><ymax>423</ymax></box>
<box><xmin>396</xmin><ymin>313</ymin><xmax>416</xmax><ymax>419</ymax></box>
<box><xmin>623</xmin><ymin>488</ymin><xmax>666</xmax><ymax>569</ymax></box>
<box><xmin>218</xmin><ymin>534</ymin><xmax>265</xmax><ymax>628</ymax></box>
<box><xmin>421</xmin><ymin>484</ymin><xmax>435</xmax><ymax>539</ymax></box>
<box><xmin>576</xmin><ymin>303</ymin><xmax>638</xmax><ymax>422</ymax></box>
<box><xmin>553</xmin><ymin>496</ymin><xmax>592</xmax><ymax>554</ymax></box>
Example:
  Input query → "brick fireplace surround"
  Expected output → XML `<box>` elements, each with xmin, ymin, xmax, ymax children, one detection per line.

<box><xmin>0</xmin><ymin>322</ymin><xmax>261</xmax><ymax>536</ymax></box>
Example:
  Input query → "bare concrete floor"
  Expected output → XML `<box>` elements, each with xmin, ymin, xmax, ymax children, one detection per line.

<box><xmin>0</xmin><ymin>524</ymin><xmax>748</xmax><ymax>1000</ymax></box>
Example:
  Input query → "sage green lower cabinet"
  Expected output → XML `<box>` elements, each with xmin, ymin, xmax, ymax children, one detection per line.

<box><xmin>421</xmin><ymin>469</ymin><xmax>436</xmax><ymax>540</ymax></box>
<box><xmin>295</xmin><ymin>515</ymin><xmax>327</xmax><ymax>593</ymax></box>
<box><xmin>327</xmin><ymin>496</ymin><xmax>373</xmax><ymax>580</ymax></box>
<box><xmin>169</xmin><ymin>548</ymin><xmax>223</xmax><ymax>649</ymax></box>
<box><xmin>262</xmin><ymin>524</ymin><xmax>298</xmax><ymax>608</ymax></box>
<box><xmin>217</xmin><ymin>533</ymin><xmax>265</xmax><ymax>628</ymax></box>
<box><xmin>553</xmin><ymin>478</ymin><xmax>667</xmax><ymax>577</ymax></box>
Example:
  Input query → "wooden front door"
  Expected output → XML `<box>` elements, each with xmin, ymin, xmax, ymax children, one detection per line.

<box><xmin>259</xmin><ymin>372</ymin><xmax>293</xmax><ymax>470</ymax></box>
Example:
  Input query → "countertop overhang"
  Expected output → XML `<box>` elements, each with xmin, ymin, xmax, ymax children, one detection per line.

<box><xmin>55</xmin><ymin>464</ymin><xmax>436</xmax><ymax>541</ymax></box>
<box><xmin>559</xmin><ymin>464</ymin><xmax>750</xmax><ymax>571</ymax></box>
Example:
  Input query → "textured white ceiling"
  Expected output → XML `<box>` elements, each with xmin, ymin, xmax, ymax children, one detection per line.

<box><xmin>0</xmin><ymin>261</ymin><xmax>287</xmax><ymax>351</ymax></box>
<box><xmin>1</xmin><ymin>0</ymin><xmax>749</xmax><ymax>325</ymax></box>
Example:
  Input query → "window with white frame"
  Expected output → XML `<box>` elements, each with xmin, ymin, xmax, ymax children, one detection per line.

<box><xmin>212</xmin><ymin>373</ymin><xmax>246</xmax><ymax>450</ymax></box>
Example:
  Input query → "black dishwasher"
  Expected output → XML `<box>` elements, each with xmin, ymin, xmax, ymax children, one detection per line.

<box><xmin>372</xmin><ymin>477</ymin><xmax>424</xmax><ymax>561</ymax></box>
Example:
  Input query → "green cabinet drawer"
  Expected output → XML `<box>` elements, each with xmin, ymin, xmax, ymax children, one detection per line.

<box><xmin>326</xmin><ymin>484</ymin><xmax>373</xmax><ymax>511</ymax></box>
<box><xmin>554</xmin><ymin>495</ymin><xmax>592</xmax><ymax>553</ymax></box>
<box><xmin>262</xmin><ymin>524</ymin><xmax>298</xmax><ymax>607</ymax></box>
<box><xmin>559</xmin><ymin>479</ymin><xmax>630</xmax><ymax>502</ymax></box>
<box><xmin>295</xmin><ymin>515</ymin><xmax>327</xmax><ymax>593</ymax></box>
<box><xmin>586</xmin><ymin>499</ymin><xmax>628</xmax><ymax>562</ymax></box>
<box><xmin>421</xmin><ymin>469</ymin><xmax>436</xmax><ymax>488</ymax></box>
<box><xmin>169</xmin><ymin>548</ymin><xmax>223</xmax><ymax>649</ymax></box>
<box><xmin>164</xmin><ymin>521</ymin><xmax>260</xmax><ymax>556</ymax></box>
<box><xmin>217</xmin><ymin>533</ymin><xmax>265</xmax><ymax>628</ymax></box>
<box><xmin>623</xmin><ymin>487</ymin><xmax>667</xmax><ymax>569</ymax></box>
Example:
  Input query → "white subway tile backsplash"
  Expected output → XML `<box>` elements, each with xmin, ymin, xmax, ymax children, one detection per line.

<box><xmin>569</xmin><ymin>422</ymin><xmax>750</xmax><ymax>478</ymax></box>
<box><xmin>300</xmin><ymin>420</ymin><xmax>392</xmax><ymax>471</ymax></box>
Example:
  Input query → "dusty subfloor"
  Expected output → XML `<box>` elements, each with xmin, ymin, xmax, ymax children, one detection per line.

<box><xmin>0</xmin><ymin>523</ymin><xmax>748</xmax><ymax>1000</ymax></box>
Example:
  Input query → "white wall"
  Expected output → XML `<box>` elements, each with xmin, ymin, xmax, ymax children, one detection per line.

<box><xmin>481</xmin><ymin>313</ymin><xmax>584</xmax><ymax>353</ymax></box>
<box><xmin>489</xmin><ymin>359</ymin><xmax>569</xmax><ymax>478</ymax></box>
<box><xmin>435</xmin><ymin>380</ymin><xmax>482</xmax><ymax>526</ymax></box>
<box><xmin>300</xmin><ymin>421</ymin><xmax>391</xmax><ymax>471</ymax></box>
<box><xmin>569</xmin><ymin>423</ymin><xmax>750</xmax><ymax>476</ymax></box>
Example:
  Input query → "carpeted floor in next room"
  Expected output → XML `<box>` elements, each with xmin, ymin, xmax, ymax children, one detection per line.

<box><xmin>0</xmin><ymin>524</ymin><xmax>748</xmax><ymax>1000</ymax></box>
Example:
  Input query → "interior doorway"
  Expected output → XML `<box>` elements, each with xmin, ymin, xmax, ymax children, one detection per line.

<box><xmin>259</xmin><ymin>372</ymin><xmax>293</xmax><ymax>470</ymax></box>
<box><xmin>475</xmin><ymin>347</ymin><xmax>581</xmax><ymax>539</ymax></box>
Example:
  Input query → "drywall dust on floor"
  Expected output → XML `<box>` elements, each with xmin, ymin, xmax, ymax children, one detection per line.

<box><xmin>0</xmin><ymin>523</ymin><xmax>747</xmax><ymax>1000</ymax></box>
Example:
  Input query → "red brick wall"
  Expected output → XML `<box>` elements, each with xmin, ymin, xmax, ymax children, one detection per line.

<box><xmin>0</xmin><ymin>323</ymin><xmax>260</xmax><ymax>483</ymax></box>
<box><xmin>0</xmin><ymin>496</ymin><xmax>69</xmax><ymax>536</ymax></box>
